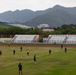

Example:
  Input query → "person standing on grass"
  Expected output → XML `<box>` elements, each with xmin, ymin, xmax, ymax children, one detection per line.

<box><xmin>64</xmin><ymin>47</ymin><xmax>67</xmax><ymax>53</ymax></box>
<box><xmin>20</xmin><ymin>46</ymin><xmax>22</xmax><ymax>52</ymax></box>
<box><xmin>49</xmin><ymin>49</ymin><xmax>51</xmax><ymax>55</ymax></box>
<box><xmin>34</xmin><ymin>54</ymin><xmax>36</xmax><ymax>64</ymax></box>
<box><xmin>0</xmin><ymin>50</ymin><xmax>2</xmax><ymax>56</ymax></box>
<box><xmin>27</xmin><ymin>50</ymin><xmax>29</xmax><ymax>56</ymax></box>
<box><xmin>18</xmin><ymin>62</ymin><xmax>23</xmax><ymax>75</ymax></box>
<box><xmin>13</xmin><ymin>50</ymin><xmax>15</xmax><ymax>55</ymax></box>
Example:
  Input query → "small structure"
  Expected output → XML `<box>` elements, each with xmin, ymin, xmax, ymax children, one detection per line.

<box><xmin>37</xmin><ymin>24</ymin><xmax>54</xmax><ymax>32</ymax></box>
<box><xmin>41</xmin><ymin>28</ymin><xmax>54</xmax><ymax>32</ymax></box>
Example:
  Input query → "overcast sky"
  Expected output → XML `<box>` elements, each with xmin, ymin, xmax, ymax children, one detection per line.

<box><xmin>0</xmin><ymin>0</ymin><xmax>76</xmax><ymax>13</ymax></box>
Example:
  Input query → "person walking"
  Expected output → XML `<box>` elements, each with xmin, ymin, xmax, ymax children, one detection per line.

<box><xmin>18</xmin><ymin>62</ymin><xmax>23</xmax><ymax>75</ymax></box>
<box><xmin>0</xmin><ymin>50</ymin><xmax>2</xmax><ymax>56</ymax></box>
<box><xmin>27</xmin><ymin>50</ymin><xmax>29</xmax><ymax>56</ymax></box>
<box><xmin>64</xmin><ymin>48</ymin><xmax>67</xmax><ymax>53</ymax></box>
<box><xmin>34</xmin><ymin>54</ymin><xmax>36</xmax><ymax>64</ymax></box>
<box><xmin>20</xmin><ymin>47</ymin><xmax>22</xmax><ymax>52</ymax></box>
<box><xmin>49</xmin><ymin>49</ymin><xmax>51</xmax><ymax>55</ymax></box>
<box><xmin>13</xmin><ymin>50</ymin><xmax>15</xmax><ymax>55</ymax></box>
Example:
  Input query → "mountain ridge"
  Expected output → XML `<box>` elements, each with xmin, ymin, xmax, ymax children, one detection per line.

<box><xmin>0</xmin><ymin>5</ymin><xmax>76</xmax><ymax>27</ymax></box>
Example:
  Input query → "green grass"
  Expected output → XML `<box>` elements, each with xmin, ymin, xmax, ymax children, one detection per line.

<box><xmin>0</xmin><ymin>46</ymin><xmax>76</xmax><ymax>75</ymax></box>
<box><xmin>0</xmin><ymin>23</ymin><xmax>11</xmax><ymax>28</ymax></box>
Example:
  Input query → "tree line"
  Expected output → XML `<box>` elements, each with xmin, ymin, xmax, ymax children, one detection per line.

<box><xmin>51</xmin><ymin>24</ymin><xmax>76</xmax><ymax>34</ymax></box>
<box><xmin>0</xmin><ymin>26</ymin><xmax>49</xmax><ymax>35</ymax></box>
<box><xmin>0</xmin><ymin>24</ymin><xmax>76</xmax><ymax>35</ymax></box>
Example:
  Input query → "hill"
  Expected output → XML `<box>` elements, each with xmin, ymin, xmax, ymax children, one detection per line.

<box><xmin>0</xmin><ymin>9</ymin><xmax>47</xmax><ymax>23</ymax></box>
<box><xmin>25</xmin><ymin>5</ymin><xmax>76</xmax><ymax>27</ymax></box>
<box><xmin>0</xmin><ymin>5</ymin><xmax>76</xmax><ymax>27</ymax></box>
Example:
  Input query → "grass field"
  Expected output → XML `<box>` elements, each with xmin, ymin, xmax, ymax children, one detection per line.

<box><xmin>0</xmin><ymin>45</ymin><xmax>76</xmax><ymax>75</ymax></box>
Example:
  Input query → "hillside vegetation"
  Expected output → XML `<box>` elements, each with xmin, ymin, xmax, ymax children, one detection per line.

<box><xmin>0</xmin><ymin>22</ymin><xmax>11</xmax><ymax>28</ymax></box>
<box><xmin>0</xmin><ymin>23</ymin><xmax>76</xmax><ymax>35</ymax></box>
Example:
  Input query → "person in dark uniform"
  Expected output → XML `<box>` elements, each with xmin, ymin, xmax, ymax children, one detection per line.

<box><xmin>20</xmin><ymin>47</ymin><xmax>22</xmax><ymax>52</ymax></box>
<box><xmin>0</xmin><ymin>50</ymin><xmax>2</xmax><ymax>56</ymax></box>
<box><xmin>18</xmin><ymin>62</ymin><xmax>23</xmax><ymax>75</ymax></box>
<box><xmin>13</xmin><ymin>50</ymin><xmax>15</xmax><ymax>55</ymax></box>
<box><xmin>49</xmin><ymin>49</ymin><xmax>51</xmax><ymax>55</ymax></box>
<box><xmin>64</xmin><ymin>48</ymin><xmax>67</xmax><ymax>53</ymax></box>
<box><xmin>34</xmin><ymin>54</ymin><xmax>36</xmax><ymax>64</ymax></box>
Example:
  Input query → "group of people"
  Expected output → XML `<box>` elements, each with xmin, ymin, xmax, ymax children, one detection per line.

<box><xmin>17</xmin><ymin>45</ymin><xmax>68</xmax><ymax>75</ymax></box>
<box><xmin>18</xmin><ymin>45</ymin><xmax>67</xmax><ymax>75</ymax></box>
<box><xmin>13</xmin><ymin>47</ymin><xmax>30</xmax><ymax>56</ymax></box>
<box><xmin>1</xmin><ymin>45</ymin><xmax>68</xmax><ymax>75</ymax></box>
<box><xmin>14</xmin><ymin>47</ymin><xmax>36</xmax><ymax>75</ymax></box>
<box><xmin>13</xmin><ymin>47</ymin><xmax>23</xmax><ymax>55</ymax></box>
<box><xmin>18</xmin><ymin>54</ymin><xmax>36</xmax><ymax>75</ymax></box>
